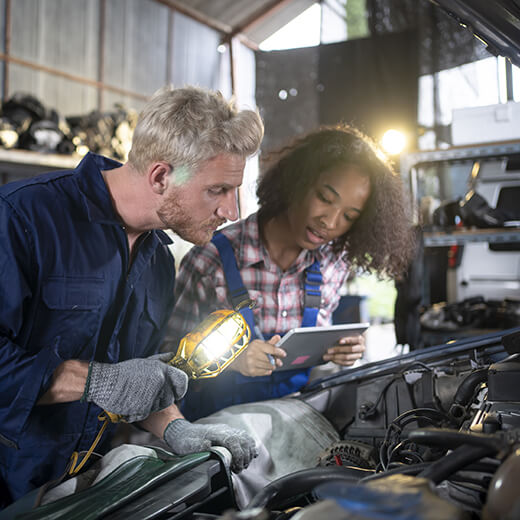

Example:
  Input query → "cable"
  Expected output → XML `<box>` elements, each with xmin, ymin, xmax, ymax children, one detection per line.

<box><xmin>360</xmin><ymin>362</ymin><xmax>435</xmax><ymax>419</ymax></box>
<box><xmin>378</xmin><ymin>408</ymin><xmax>451</xmax><ymax>471</ymax></box>
<box><xmin>362</xmin><ymin>374</ymin><xmax>401</xmax><ymax>418</ymax></box>
<box><xmin>68</xmin><ymin>413</ymin><xmax>110</xmax><ymax>475</ymax></box>
<box><xmin>360</xmin><ymin>462</ymin><xmax>430</xmax><ymax>481</ymax></box>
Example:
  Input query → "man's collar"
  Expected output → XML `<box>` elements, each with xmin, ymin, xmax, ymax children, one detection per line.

<box><xmin>75</xmin><ymin>152</ymin><xmax>122</xmax><ymax>224</ymax></box>
<box><xmin>157</xmin><ymin>229</ymin><xmax>174</xmax><ymax>245</ymax></box>
<box><xmin>76</xmin><ymin>153</ymin><xmax>173</xmax><ymax>246</ymax></box>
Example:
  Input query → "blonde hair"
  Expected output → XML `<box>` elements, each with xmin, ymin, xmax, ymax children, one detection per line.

<box><xmin>128</xmin><ymin>85</ymin><xmax>264</xmax><ymax>174</ymax></box>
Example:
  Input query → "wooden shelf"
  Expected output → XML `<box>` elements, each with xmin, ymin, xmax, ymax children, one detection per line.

<box><xmin>0</xmin><ymin>149</ymin><xmax>82</xmax><ymax>184</ymax></box>
<box><xmin>0</xmin><ymin>148</ymin><xmax>80</xmax><ymax>169</ymax></box>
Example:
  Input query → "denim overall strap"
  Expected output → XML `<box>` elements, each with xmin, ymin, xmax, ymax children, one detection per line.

<box><xmin>211</xmin><ymin>232</ymin><xmax>257</xmax><ymax>339</ymax></box>
<box><xmin>302</xmin><ymin>259</ymin><xmax>322</xmax><ymax>327</ymax></box>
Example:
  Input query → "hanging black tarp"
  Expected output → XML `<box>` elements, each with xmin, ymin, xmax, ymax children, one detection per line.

<box><xmin>256</xmin><ymin>30</ymin><xmax>418</xmax><ymax>153</ymax></box>
<box><xmin>256</xmin><ymin>46</ymin><xmax>320</xmax><ymax>153</ymax></box>
<box><xmin>318</xmin><ymin>30</ymin><xmax>418</xmax><ymax>145</ymax></box>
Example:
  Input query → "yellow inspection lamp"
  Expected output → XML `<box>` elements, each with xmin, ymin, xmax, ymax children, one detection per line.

<box><xmin>170</xmin><ymin>298</ymin><xmax>253</xmax><ymax>379</ymax></box>
<box><xmin>69</xmin><ymin>300</ymin><xmax>254</xmax><ymax>475</ymax></box>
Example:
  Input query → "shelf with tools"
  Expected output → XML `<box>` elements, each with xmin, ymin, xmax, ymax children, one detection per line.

<box><xmin>423</xmin><ymin>227</ymin><xmax>520</xmax><ymax>247</ymax></box>
<box><xmin>400</xmin><ymin>140</ymin><xmax>520</xmax><ymax>176</ymax></box>
<box><xmin>398</xmin><ymin>140</ymin><xmax>520</xmax><ymax>347</ymax></box>
<box><xmin>402</xmin><ymin>139</ymin><xmax>520</xmax><ymax>244</ymax></box>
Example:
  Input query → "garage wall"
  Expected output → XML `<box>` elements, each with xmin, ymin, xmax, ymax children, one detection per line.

<box><xmin>171</xmin><ymin>12</ymin><xmax>221</xmax><ymax>90</ymax></box>
<box><xmin>9</xmin><ymin>0</ymin><xmax>100</xmax><ymax>114</ymax></box>
<box><xmin>0</xmin><ymin>0</ymin><xmax>225</xmax><ymax>116</ymax></box>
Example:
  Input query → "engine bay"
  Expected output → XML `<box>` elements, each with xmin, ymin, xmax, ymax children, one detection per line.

<box><xmin>243</xmin><ymin>327</ymin><xmax>520</xmax><ymax>519</ymax></box>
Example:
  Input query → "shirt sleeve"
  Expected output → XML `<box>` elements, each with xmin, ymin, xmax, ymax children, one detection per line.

<box><xmin>0</xmin><ymin>200</ymin><xmax>65</xmax><ymax>448</ymax></box>
<box><xmin>143</xmin><ymin>263</ymin><xmax>176</xmax><ymax>357</ymax></box>
<box><xmin>163</xmin><ymin>245</ymin><xmax>221</xmax><ymax>350</ymax></box>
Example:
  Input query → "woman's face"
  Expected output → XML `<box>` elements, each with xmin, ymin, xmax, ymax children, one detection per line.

<box><xmin>287</xmin><ymin>164</ymin><xmax>371</xmax><ymax>250</ymax></box>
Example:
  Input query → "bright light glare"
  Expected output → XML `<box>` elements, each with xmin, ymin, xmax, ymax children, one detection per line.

<box><xmin>201</xmin><ymin>318</ymin><xmax>239</xmax><ymax>359</ymax></box>
<box><xmin>200</xmin><ymin>331</ymin><xmax>230</xmax><ymax>360</ymax></box>
<box><xmin>381</xmin><ymin>129</ymin><xmax>407</xmax><ymax>155</ymax></box>
<box><xmin>259</xmin><ymin>3</ymin><xmax>321</xmax><ymax>51</ymax></box>
<box><xmin>0</xmin><ymin>129</ymin><xmax>18</xmax><ymax>148</ymax></box>
<box><xmin>76</xmin><ymin>145</ymin><xmax>89</xmax><ymax>156</ymax></box>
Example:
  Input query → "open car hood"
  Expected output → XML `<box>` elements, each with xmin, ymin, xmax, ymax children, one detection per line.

<box><xmin>430</xmin><ymin>0</ymin><xmax>520</xmax><ymax>67</ymax></box>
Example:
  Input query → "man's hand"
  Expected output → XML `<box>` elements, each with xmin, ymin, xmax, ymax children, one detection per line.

<box><xmin>231</xmin><ymin>336</ymin><xmax>285</xmax><ymax>377</ymax></box>
<box><xmin>322</xmin><ymin>334</ymin><xmax>365</xmax><ymax>366</ymax></box>
<box><xmin>84</xmin><ymin>353</ymin><xmax>188</xmax><ymax>422</ymax></box>
<box><xmin>163</xmin><ymin>418</ymin><xmax>258</xmax><ymax>472</ymax></box>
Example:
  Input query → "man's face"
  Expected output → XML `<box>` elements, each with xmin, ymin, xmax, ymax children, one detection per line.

<box><xmin>157</xmin><ymin>153</ymin><xmax>245</xmax><ymax>245</ymax></box>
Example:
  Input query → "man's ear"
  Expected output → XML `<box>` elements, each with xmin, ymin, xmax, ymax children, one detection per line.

<box><xmin>148</xmin><ymin>161</ymin><xmax>173</xmax><ymax>194</ymax></box>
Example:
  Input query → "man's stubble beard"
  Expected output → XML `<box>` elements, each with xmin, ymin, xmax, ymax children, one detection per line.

<box><xmin>157</xmin><ymin>195</ymin><xmax>224</xmax><ymax>246</ymax></box>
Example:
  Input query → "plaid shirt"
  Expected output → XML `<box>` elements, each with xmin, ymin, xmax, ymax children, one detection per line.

<box><xmin>166</xmin><ymin>212</ymin><xmax>350</xmax><ymax>346</ymax></box>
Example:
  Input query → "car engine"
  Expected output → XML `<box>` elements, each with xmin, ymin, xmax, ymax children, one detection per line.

<box><xmin>228</xmin><ymin>328</ymin><xmax>520</xmax><ymax>520</ymax></box>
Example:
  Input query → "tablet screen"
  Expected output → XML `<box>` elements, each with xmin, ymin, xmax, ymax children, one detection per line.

<box><xmin>275</xmin><ymin>322</ymin><xmax>369</xmax><ymax>371</ymax></box>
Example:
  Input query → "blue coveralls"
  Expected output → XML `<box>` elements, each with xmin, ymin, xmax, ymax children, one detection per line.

<box><xmin>0</xmin><ymin>153</ymin><xmax>175</xmax><ymax>506</ymax></box>
<box><xmin>181</xmin><ymin>232</ymin><xmax>322</xmax><ymax>421</ymax></box>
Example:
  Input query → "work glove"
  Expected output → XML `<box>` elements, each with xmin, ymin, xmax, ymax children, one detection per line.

<box><xmin>164</xmin><ymin>419</ymin><xmax>258</xmax><ymax>473</ymax></box>
<box><xmin>83</xmin><ymin>353</ymin><xmax>188</xmax><ymax>422</ymax></box>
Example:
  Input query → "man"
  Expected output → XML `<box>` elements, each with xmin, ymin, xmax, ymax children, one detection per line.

<box><xmin>0</xmin><ymin>85</ymin><xmax>264</xmax><ymax>507</ymax></box>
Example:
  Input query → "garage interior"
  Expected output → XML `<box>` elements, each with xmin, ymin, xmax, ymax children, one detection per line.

<box><xmin>0</xmin><ymin>1</ymin><xmax>520</xmax><ymax>519</ymax></box>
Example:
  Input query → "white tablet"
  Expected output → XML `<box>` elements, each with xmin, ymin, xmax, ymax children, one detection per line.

<box><xmin>275</xmin><ymin>322</ymin><xmax>369</xmax><ymax>371</ymax></box>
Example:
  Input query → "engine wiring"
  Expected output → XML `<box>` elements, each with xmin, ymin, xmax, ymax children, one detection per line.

<box><xmin>377</xmin><ymin>407</ymin><xmax>454</xmax><ymax>472</ymax></box>
<box><xmin>356</xmin><ymin>361</ymin><xmax>436</xmax><ymax>421</ymax></box>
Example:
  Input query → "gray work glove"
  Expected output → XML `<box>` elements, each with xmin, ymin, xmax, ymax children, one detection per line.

<box><xmin>164</xmin><ymin>419</ymin><xmax>258</xmax><ymax>473</ymax></box>
<box><xmin>83</xmin><ymin>353</ymin><xmax>188</xmax><ymax>422</ymax></box>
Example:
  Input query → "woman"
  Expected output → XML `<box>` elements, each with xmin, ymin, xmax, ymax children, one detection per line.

<box><xmin>167</xmin><ymin>124</ymin><xmax>415</xmax><ymax>421</ymax></box>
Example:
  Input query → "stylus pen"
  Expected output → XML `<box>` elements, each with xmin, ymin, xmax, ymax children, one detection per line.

<box><xmin>254</xmin><ymin>325</ymin><xmax>276</xmax><ymax>366</ymax></box>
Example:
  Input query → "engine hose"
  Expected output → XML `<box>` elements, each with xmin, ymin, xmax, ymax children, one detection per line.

<box><xmin>360</xmin><ymin>462</ymin><xmax>430</xmax><ymax>481</ymax></box>
<box><xmin>247</xmin><ymin>466</ymin><xmax>368</xmax><ymax>510</ymax></box>
<box><xmin>407</xmin><ymin>427</ymin><xmax>503</xmax><ymax>451</ymax></box>
<box><xmin>452</xmin><ymin>368</ymin><xmax>488</xmax><ymax>406</ymax></box>
<box><xmin>418</xmin><ymin>444</ymin><xmax>498</xmax><ymax>484</ymax></box>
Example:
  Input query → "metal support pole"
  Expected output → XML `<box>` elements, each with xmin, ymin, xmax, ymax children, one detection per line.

<box><xmin>505</xmin><ymin>59</ymin><xmax>514</xmax><ymax>101</ymax></box>
<box><xmin>3</xmin><ymin>0</ymin><xmax>11</xmax><ymax>100</ymax></box>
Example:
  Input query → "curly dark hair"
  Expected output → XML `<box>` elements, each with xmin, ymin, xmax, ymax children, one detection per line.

<box><xmin>256</xmin><ymin>124</ymin><xmax>415</xmax><ymax>279</ymax></box>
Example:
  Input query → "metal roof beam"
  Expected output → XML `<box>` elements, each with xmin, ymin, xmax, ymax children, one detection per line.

<box><xmin>229</xmin><ymin>0</ymin><xmax>296</xmax><ymax>38</ymax></box>
<box><xmin>153</xmin><ymin>0</ymin><xmax>261</xmax><ymax>50</ymax></box>
<box><xmin>153</xmin><ymin>0</ymin><xmax>232</xmax><ymax>34</ymax></box>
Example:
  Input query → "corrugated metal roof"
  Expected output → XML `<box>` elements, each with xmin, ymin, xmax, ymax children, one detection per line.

<box><xmin>160</xmin><ymin>0</ymin><xmax>316</xmax><ymax>47</ymax></box>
